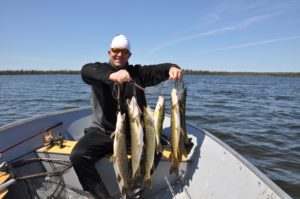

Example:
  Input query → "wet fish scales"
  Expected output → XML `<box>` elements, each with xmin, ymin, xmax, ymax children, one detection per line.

<box><xmin>170</xmin><ymin>88</ymin><xmax>181</xmax><ymax>176</ymax></box>
<box><xmin>143</xmin><ymin>106</ymin><xmax>156</xmax><ymax>188</ymax></box>
<box><xmin>111</xmin><ymin>112</ymin><xmax>129</xmax><ymax>197</ymax></box>
<box><xmin>153</xmin><ymin>96</ymin><xmax>165</xmax><ymax>153</ymax></box>
<box><xmin>127</xmin><ymin>96</ymin><xmax>144</xmax><ymax>179</ymax></box>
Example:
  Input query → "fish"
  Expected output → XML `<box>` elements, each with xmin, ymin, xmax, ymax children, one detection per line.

<box><xmin>127</xmin><ymin>96</ymin><xmax>144</xmax><ymax>179</ymax></box>
<box><xmin>153</xmin><ymin>96</ymin><xmax>165</xmax><ymax>153</ymax></box>
<box><xmin>143</xmin><ymin>106</ymin><xmax>156</xmax><ymax>188</ymax></box>
<box><xmin>110</xmin><ymin>112</ymin><xmax>129</xmax><ymax>197</ymax></box>
<box><xmin>169</xmin><ymin>88</ymin><xmax>181</xmax><ymax>176</ymax></box>
<box><xmin>179</xmin><ymin>86</ymin><xmax>188</xmax><ymax>157</ymax></box>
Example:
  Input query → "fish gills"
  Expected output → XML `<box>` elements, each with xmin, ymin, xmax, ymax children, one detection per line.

<box><xmin>143</xmin><ymin>106</ymin><xmax>156</xmax><ymax>188</ymax></box>
<box><xmin>127</xmin><ymin>96</ymin><xmax>144</xmax><ymax>179</ymax></box>
<box><xmin>153</xmin><ymin>96</ymin><xmax>165</xmax><ymax>153</ymax></box>
<box><xmin>170</xmin><ymin>88</ymin><xmax>181</xmax><ymax>176</ymax></box>
<box><xmin>111</xmin><ymin>112</ymin><xmax>129</xmax><ymax>197</ymax></box>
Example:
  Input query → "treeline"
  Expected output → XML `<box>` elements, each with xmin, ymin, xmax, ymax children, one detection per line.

<box><xmin>183</xmin><ymin>69</ymin><xmax>300</xmax><ymax>77</ymax></box>
<box><xmin>0</xmin><ymin>70</ymin><xmax>80</xmax><ymax>75</ymax></box>
<box><xmin>1</xmin><ymin>69</ymin><xmax>300</xmax><ymax>77</ymax></box>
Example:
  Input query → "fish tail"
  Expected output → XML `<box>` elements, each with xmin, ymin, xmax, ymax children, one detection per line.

<box><xmin>169</xmin><ymin>158</ymin><xmax>180</xmax><ymax>176</ymax></box>
<box><xmin>169</xmin><ymin>164</ymin><xmax>179</xmax><ymax>176</ymax></box>
<box><xmin>143</xmin><ymin>174</ymin><xmax>152</xmax><ymax>188</ymax></box>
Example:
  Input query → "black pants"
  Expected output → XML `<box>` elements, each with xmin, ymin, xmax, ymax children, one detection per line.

<box><xmin>70</xmin><ymin>127</ymin><xmax>113</xmax><ymax>191</ymax></box>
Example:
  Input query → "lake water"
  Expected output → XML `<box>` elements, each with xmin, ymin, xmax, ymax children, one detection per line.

<box><xmin>0</xmin><ymin>74</ymin><xmax>299</xmax><ymax>198</ymax></box>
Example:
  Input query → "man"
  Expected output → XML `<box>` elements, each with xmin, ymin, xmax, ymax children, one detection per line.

<box><xmin>70</xmin><ymin>34</ymin><xmax>182</xmax><ymax>199</ymax></box>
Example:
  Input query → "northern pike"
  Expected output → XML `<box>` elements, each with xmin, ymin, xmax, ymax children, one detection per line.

<box><xmin>110</xmin><ymin>112</ymin><xmax>129</xmax><ymax>197</ymax></box>
<box><xmin>179</xmin><ymin>86</ymin><xmax>188</xmax><ymax>157</ymax></box>
<box><xmin>127</xmin><ymin>96</ymin><xmax>144</xmax><ymax>178</ymax></box>
<box><xmin>143</xmin><ymin>106</ymin><xmax>156</xmax><ymax>188</ymax></box>
<box><xmin>170</xmin><ymin>88</ymin><xmax>181</xmax><ymax>175</ymax></box>
<box><xmin>153</xmin><ymin>96</ymin><xmax>165</xmax><ymax>153</ymax></box>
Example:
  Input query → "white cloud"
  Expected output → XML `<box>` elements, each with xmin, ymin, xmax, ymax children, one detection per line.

<box><xmin>204</xmin><ymin>35</ymin><xmax>300</xmax><ymax>53</ymax></box>
<box><xmin>147</xmin><ymin>13</ymin><xmax>280</xmax><ymax>55</ymax></box>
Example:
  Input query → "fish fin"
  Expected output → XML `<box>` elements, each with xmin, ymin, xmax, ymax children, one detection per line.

<box><xmin>117</xmin><ymin>174</ymin><xmax>122</xmax><ymax>183</ymax></box>
<box><xmin>156</xmin><ymin>144</ymin><xmax>163</xmax><ymax>153</ymax></box>
<box><xmin>110</xmin><ymin>131</ymin><xmax>116</xmax><ymax>139</ymax></box>
<box><xmin>143</xmin><ymin>174</ymin><xmax>152</xmax><ymax>189</ymax></box>
<box><xmin>109</xmin><ymin>155</ymin><xmax>115</xmax><ymax>163</ymax></box>
<box><xmin>121</xmin><ymin>113</ymin><xmax>126</xmax><ymax>120</ymax></box>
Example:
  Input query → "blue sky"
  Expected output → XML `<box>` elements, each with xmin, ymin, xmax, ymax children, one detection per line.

<box><xmin>0</xmin><ymin>0</ymin><xmax>300</xmax><ymax>72</ymax></box>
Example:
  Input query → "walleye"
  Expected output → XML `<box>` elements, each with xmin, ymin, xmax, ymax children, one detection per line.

<box><xmin>127</xmin><ymin>96</ymin><xmax>144</xmax><ymax>178</ymax></box>
<box><xmin>153</xmin><ymin>96</ymin><xmax>165</xmax><ymax>153</ymax></box>
<box><xmin>169</xmin><ymin>88</ymin><xmax>181</xmax><ymax>175</ymax></box>
<box><xmin>143</xmin><ymin>106</ymin><xmax>156</xmax><ymax>188</ymax></box>
<box><xmin>110</xmin><ymin>112</ymin><xmax>129</xmax><ymax>197</ymax></box>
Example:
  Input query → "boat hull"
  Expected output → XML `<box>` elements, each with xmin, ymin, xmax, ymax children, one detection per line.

<box><xmin>0</xmin><ymin>107</ymin><xmax>291</xmax><ymax>199</ymax></box>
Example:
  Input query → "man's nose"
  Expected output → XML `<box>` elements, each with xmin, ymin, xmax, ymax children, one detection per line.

<box><xmin>117</xmin><ymin>51</ymin><xmax>124</xmax><ymax>56</ymax></box>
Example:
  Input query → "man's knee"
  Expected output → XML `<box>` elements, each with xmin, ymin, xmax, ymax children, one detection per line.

<box><xmin>70</xmin><ymin>148</ymin><xmax>86</xmax><ymax>165</ymax></box>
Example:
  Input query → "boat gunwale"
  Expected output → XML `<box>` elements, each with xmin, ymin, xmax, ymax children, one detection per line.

<box><xmin>0</xmin><ymin>106</ymin><xmax>91</xmax><ymax>132</ymax></box>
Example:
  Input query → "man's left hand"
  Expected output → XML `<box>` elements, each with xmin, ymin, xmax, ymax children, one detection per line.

<box><xmin>169</xmin><ymin>66</ymin><xmax>183</xmax><ymax>80</ymax></box>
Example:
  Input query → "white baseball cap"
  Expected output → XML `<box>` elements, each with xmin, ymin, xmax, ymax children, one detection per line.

<box><xmin>110</xmin><ymin>34</ymin><xmax>130</xmax><ymax>51</ymax></box>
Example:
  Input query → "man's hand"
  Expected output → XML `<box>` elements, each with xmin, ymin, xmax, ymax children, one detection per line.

<box><xmin>169</xmin><ymin>66</ymin><xmax>183</xmax><ymax>80</ymax></box>
<box><xmin>108</xmin><ymin>70</ymin><xmax>132</xmax><ymax>84</ymax></box>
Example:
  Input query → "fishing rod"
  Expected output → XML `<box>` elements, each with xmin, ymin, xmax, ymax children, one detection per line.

<box><xmin>0</xmin><ymin>122</ymin><xmax>63</xmax><ymax>154</ymax></box>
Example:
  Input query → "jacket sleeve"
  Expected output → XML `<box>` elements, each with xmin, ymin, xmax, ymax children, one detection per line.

<box><xmin>137</xmin><ymin>63</ymin><xmax>179</xmax><ymax>87</ymax></box>
<box><xmin>81</xmin><ymin>62</ymin><xmax>115</xmax><ymax>85</ymax></box>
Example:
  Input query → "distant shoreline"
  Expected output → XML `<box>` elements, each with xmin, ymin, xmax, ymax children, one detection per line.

<box><xmin>0</xmin><ymin>69</ymin><xmax>300</xmax><ymax>77</ymax></box>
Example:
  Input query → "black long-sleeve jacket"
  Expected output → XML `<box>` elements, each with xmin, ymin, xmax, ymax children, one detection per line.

<box><xmin>81</xmin><ymin>62</ymin><xmax>176</xmax><ymax>134</ymax></box>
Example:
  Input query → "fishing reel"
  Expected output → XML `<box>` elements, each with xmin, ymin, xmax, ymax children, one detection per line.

<box><xmin>43</xmin><ymin>130</ymin><xmax>65</xmax><ymax>148</ymax></box>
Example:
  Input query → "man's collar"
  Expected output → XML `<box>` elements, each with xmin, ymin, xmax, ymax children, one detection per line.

<box><xmin>109</xmin><ymin>61</ymin><xmax>129</xmax><ymax>70</ymax></box>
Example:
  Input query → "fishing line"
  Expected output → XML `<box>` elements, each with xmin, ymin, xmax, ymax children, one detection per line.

<box><xmin>145</xmin><ymin>80</ymin><xmax>171</xmax><ymax>95</ymax></box>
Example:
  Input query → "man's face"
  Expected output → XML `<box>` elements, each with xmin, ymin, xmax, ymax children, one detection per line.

<box><xmin>108</xmin><ymin>48</ymin><xmax>131</xmax><ymax>68</ymax></box>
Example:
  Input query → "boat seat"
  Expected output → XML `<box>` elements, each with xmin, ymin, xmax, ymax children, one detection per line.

<box><xmin>36</xmin><ymin>141</ymin><xmax>78</xmax><ymax>156</ymax></box>
<box><xmin>36</xmin><ymin>140</ymin><xmax>190</xmax><ymax>162</ymax></box>
<box><xmin>0</xmin><ymin>172</ymin><xmax>10</xmax><ymax>199</ymax></box>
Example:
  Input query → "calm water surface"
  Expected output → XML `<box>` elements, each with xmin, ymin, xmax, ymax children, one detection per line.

<box><xmin>0</xmin><ymin>74</ymin><xmax>299</xmax><ymax>198</ymax></box>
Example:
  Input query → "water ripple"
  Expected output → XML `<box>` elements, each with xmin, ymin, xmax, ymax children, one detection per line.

<box><xmin>0</xmin><ymin>74</ymin><xmax>299</xmax><ymax>198</ymax></box>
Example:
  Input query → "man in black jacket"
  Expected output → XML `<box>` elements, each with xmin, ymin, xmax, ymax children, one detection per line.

<box><xmin>70</xmin><ymin>34</ymin><xmax>182</xmax><ymax>199</ymax></box>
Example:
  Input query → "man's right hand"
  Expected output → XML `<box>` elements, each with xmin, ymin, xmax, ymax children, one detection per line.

<box><xmin>108</xmin><ymin>69</ymin><xmax>132</xmax><ymax>84</ymax></box>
